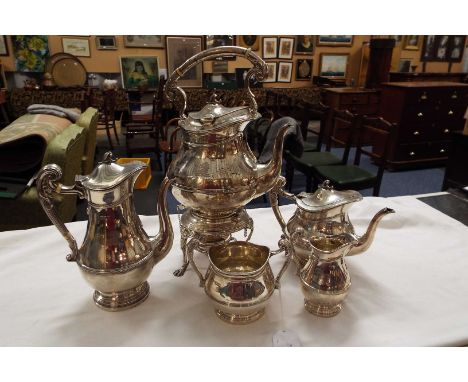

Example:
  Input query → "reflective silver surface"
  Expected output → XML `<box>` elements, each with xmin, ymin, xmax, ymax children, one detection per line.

<box><xmin>37</xmin><ymin>152</ymin><xmax>173</xmax><ymax>311</ymax></box>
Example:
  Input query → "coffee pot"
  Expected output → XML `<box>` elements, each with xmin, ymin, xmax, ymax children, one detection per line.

<box><xmin>37</xmin><ymin>152</ymin><xmax>173</xmax><ymax>311</ymax></box>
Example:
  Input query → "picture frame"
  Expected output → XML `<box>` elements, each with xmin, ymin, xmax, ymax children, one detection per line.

<box><xmin>319</xmin><ymin>53</ymin><xmax>349</xmax><ymax>78</ymax></box>
<box><xmin>317</xmin><ymin>35</ymin><xmax>353</xmax><ymax>47</ymax></box>
<box><xmin>277</xmin><ymin>62</ymin><xmax>293</xmax><ymax>83</ymax></box>
<box><xmin>212</xmin><ymin>61</ymin><xmax>228</xmax><ymax>73</ymax></box>
<box><xmin>278</xmin><ymin>37</ymin><xmax>294</xmax><ymax>59</ymax></box>
<box><xmin>205</xmin><ymin>35</ymin><xmax>236</xmax><ymax>60</ymax></box>
<box><xmin>402</xmin><ymin>36</ymin><xmax>421</xmax><ymax>51</ymax></box>
<box><xmin>0</xmin><ymin>36</ymin><xmax>8</xmax><ymax>56</ymax></box>
<box><xmin>263</xmin><ymin>37</ymin><xmax>278</xmax><ymax>59</ymax></box>
<box><xmin>120</xmin><ymin>56</ymin><xmax>159</xmax><ymax>90</ymax></box>
<box><xmin>95</xmin><ymin>36</ymin><xmax>117</xmax><ymax>50</ymax></box>
<box><xmin>295</xmin><ymin>36</ymin><xmax>314</xmax><ymax>55</ymax></box>
<box><xmin>123</xmin><ymin>36</ymin><xmax>165</xmax><ymax>49</ymax></box>
<box><xmin>448</xmin><ymin>36</ymin><xmax>465</xmax><ymax>62</ymax></box>
<box><xmin>238</xmin><ymin>35</ymin><xmax>259</xmax><ymax>51</ymax></box>
<box><xmin>264</xmin><ymin>62</ymin><xmax>277</xmax><ymax>83</ymax></box>
<box><xmin>12</xmin><ymin>36</ymin><xmax>49</xmax><ymax>72</ymax></box>
<box><xmin>421</xmin><ymin>35</ymin><xmax>437</xmax><ymax>61</ymax></box>
<box><xmin>62</xmin><ymin>37</ymin><xmax>90</xmax><ymax>57</ymax></box>
<box><xmin>295</xmin><ymin>58</ymin><xmax>313</xmax><ymax>81</ymax></box>
<box><xmin>421</xmin><ymin>35</ymin><xmax>455</xmax><ymax>62</ymax></box>
<box><xmin>398</xmin><ymin>58</ymin><xmax>412</xmax><ymax>73</ymax></box>
<box><xmin>166</xmin><ymin>36</ymin><xmax>203</xmax><ymax>88</ymax></box>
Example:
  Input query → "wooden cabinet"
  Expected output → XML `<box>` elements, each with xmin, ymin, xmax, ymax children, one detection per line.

<box><xmin>442</xmin><ymin>131</ymin><xmax>468</xmax><ymax>190</ymax></box>
<box><xmin>380</xmin><ymin>82</ymin><xmax>468</xmax><ymax>170</ymax></box>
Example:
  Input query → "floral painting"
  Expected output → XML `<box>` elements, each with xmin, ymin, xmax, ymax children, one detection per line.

<box><xmin>12</xmin><ymin>35</ymin><xmax>49</xmax><ymax>72</ymax></box>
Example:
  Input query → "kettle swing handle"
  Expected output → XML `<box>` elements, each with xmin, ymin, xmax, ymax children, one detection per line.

<box><xmin>165</xmin><ymin>46</ymin><xmax>268</xmax><ymax>118</ymax></box>
<box><xmin>37</xmin><ymin>164</ymin><xmax>84</xmax><ymax>262</ymax></box>
<box><xmin>269</xmin><ymin>176</ymin><xmax>295</xmax><ymax>234</ymax></box>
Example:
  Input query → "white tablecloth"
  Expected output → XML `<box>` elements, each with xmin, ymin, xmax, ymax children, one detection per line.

<box><xmin>1</xmin><ymin>195</ymin><xmax>468</xmax><ymax>346</ymax></box>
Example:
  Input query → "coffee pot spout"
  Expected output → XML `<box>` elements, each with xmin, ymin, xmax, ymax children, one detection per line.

<box><xmin>348</xmin><ymin>207</ymin><xmax>395</xmax><ymax>256</ymax></box>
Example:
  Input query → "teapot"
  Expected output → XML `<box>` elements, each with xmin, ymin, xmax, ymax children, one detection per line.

<box><xmin>37</xmin><ymin>152</ymin><xmax>173</xmax><ymax>311</ymax></box>
<box><xmin>270</xmin><ymin>178</ymin><xmax>394</xmax><ymax>268</ymax></box>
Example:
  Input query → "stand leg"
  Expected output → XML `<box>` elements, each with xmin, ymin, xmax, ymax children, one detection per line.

<box><xmin>173</xmin><ymin>234</ymin><xmax>190</xmax><ymax>277</ymax></box>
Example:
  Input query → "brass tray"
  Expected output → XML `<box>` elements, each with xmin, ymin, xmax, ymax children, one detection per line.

<box><xmin>51</xmin><ymin>56</ymin><xmax>87</xmax><ymax>87</ymax></box>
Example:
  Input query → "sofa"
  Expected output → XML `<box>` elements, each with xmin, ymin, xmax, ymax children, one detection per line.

<box><xmin>0</xmin><ymin>107</ymin><xmax>98</xmax><ymax>231</ymax></box>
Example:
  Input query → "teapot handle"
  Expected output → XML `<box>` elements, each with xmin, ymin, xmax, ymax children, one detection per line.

<box><xmin>165</xmin><ymin>46</ymin><xmax>267</xmax><ymax>118</ymax></box>
<box><xmin>37</xmin><ymin>164</ymin><xmax>84</xmax><ymax>262</ymax></box>
<box><xmin>269</xmin><ymin>176</ymin><xmax>295</xmax><ymax>234</ymax></box>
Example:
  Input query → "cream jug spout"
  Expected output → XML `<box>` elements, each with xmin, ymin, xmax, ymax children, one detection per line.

<box><xmin>151</xmin><ymin>177</ymin><xmax>174</xmax><ymax>266</ymax></box>
<box><xmin>348</xmin><ymin>207</ymin><xmax>395</xmax><ymax>256</ymax></box>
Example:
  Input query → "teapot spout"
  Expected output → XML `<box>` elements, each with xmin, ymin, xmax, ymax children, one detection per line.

<box><xmin>151</xmin><ymin>177</ymin><xmax>174</xmax><ymax>266</ymax></box>
<box><xmin>348</xmin><ymin>207</ymin><xmax>395</xmax><ymax>256</ymax></box>
<box><xmin>255</xmin><ymin>123</ymin><xmax>293</xmax><ymax>196</ymax></box>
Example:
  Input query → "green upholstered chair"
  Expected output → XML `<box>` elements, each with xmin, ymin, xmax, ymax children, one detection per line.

<box><xmin>313</xmin><ymin>116</ymin><xmax>395</xmax><ymax>197</ymax></box>
<box><xmin>76</xmin><ymin>107</ymin><xmax>99</xmax><ymax>175</ymax></box>
<box><xmin>285</xmin><ymin>109</ymin><xmax>359</xmax><ymax>192</ymax></box>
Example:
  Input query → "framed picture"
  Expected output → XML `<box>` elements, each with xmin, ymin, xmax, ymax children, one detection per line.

<box><xmin>295</xmin><ymin>35</ymin><xmax>314</xmax><ymax>55</ymax></box>
<box><xmin>238</xmin><ymin>35</ymin><xmax>259</xmax><ymax>51</ymax></box>
<box><xmin>421</xmin><ymin>35</ymin><xmax>437</xmax><ymax>61</ymax></box>
<box><xmin>263</xmin><ymin>37</ymin><xmax>278</xmax><ymax>59</ymax></box>
<box><xmin>235</xmin><ymin>68</ymin><xmax>262</xmax><ymax>88</ymax></box>
<box><xmin>403</xmin><ymin>36</ymin><xmax>421</xmax><ymax>51</ymax></box>
<box><xmin>166</xmin><ymin>36</ymin><xmax>203</xmax><ymax>88</ymax></box>
<box><xmin>212</xmin><ymin>61</ymin><xmax>228</xmax><ymax>73</ymax></box>
<box><xmin>96</xmin><ymin>36</ymin><xmax>117</xmax><ymax>50</ymax></box>
<box><xmin>398</xmin><ymin>59</ymin><xmax>412</xmax><ymax>73</ymax></box>
<box><xmin>0</xmin><ymin>36</ymin><xmax>8</xmax><ymax>56</ymax></box>
<box><xmin>205</xmin><ymin>35</ymin><xmax>236</xmax><ymax>60</ymax></box>
<box><xmin>62</xmin><ymin>37</ymin><xmax>90</xmax><ymax>57</ymax></box>
<box><xmin>278</xmin><ymin>62</ymin><xmax>292</xmax><ymax>83</ymax></box>
<box><xmin>448</xmin><ymin>36</ymin><xmax>465</xmax><ymax>62</ymax></box>
<box><xmin>204</xmin><ymin>73</ymin><xmax>237</xmax><ymax>90</ymax></box>
<box><xmin>278</xmin><ymin>37</ymin><xmax>294</xmax><ymax>59</ymax></box>
<box><xmin>120</xmin><ymin>56</ymin><xmax>159</xmax><ymax>89</ymax></box>
<box><xmin>12</xmin><ymin>35</ymin><xmax>49</xmax><ymax>72</ymax></box>
<box><xmin>264</xmin><ymin>62</ymin><xmax>277</xmax><ymax>83</ymax></box>
<box><xmin>317</xmin><ymin>35</ymin><xmax>353</xmax><ymax>47</ymax></box>
<box><xmin>295</xmin><ymin>58</ymin><xmax>313</xmax><ymax>81</ymax></box>
<box><xmin>123</xmin><ymin>36</ymin><xmax>164</xmax><ymax>49</ymax></box>
<box><xmin>319</xmin><ymin>53</ymin><xmax>349</xmax><ymax>78</ymax></box>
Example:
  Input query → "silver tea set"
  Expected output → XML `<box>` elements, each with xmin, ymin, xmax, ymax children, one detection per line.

<box><xmin>37</xmin><ymin>46</ymin><xmax>394</xmax><ymax>323</ymax></box>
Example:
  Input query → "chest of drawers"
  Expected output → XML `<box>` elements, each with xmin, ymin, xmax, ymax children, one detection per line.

<box><xmin>379</xmin><ymin>81</ymin><xmax>468</xmax><ymax>170</ymax></box>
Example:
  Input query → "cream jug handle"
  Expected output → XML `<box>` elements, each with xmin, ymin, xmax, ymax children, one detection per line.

<box><xmin>37</xmin><ymin>164</ymin><xmax>84</xmax><ymax>262</ymax></box>
<box><xmin>165</xmin><ymin>46</ymin><xmax>268</xmax><ymax>118</ymax></box>
<box><xmin>187</xmin><ymin>239</ymin><xmax>206</xmax><ymax>287</ymax></box>
<box><xmin>269</xmin><ymin>176</ymin><xmax>295</xmax><ymax>234</ymax></box>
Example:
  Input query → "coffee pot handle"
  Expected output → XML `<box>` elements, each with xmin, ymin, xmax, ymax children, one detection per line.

<box><xmin>269</xmin><ymin>176</ymin><xmax>295</xmax><ymax>234</ymax></box>
<box><xmin>37</xmin><ymin>164</ymin><xmax>84</xmax><ymax>262</ymax></box>
<box><xmin>165</xmin><ymin>46</ymin><xmax>267</xmax><ymax>118</ymax></box>
<box><xmin>186</xmin><ymin>238</ymin><xmax>206</xmax><ymax>287</ymax></box>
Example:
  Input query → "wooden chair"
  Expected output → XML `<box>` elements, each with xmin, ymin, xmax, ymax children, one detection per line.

<box><xmin>285</xmin><ymin>109</ymin><xmax>359</xmax><ymax>192</ymax></box>
<box><xmin>312</xmin><ymin>116</ymin><xmax>395</xmax><ymax>196</ymax></box>
<box><xmin>94</xmin><ymin>89</ymin><xmax>120</xmax><ymax>150</ymax></box>
<box><xmin>159</xmin><ymin>118</ymin><xmax>181</xmax><ymax>174</ymax></box>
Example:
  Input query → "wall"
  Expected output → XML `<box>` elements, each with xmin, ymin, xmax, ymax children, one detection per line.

<box><xmin>1</xmin><ymin>35</ymin><xmax>466</xmax><ymax>89</ymax></box>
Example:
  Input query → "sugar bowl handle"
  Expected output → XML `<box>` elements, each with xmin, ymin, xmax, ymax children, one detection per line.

<box><xmin>37</xmin><ymin>164</ymin><xmax>84</xmax><ymax>262</ymax></box>
<box><xmin>165</xmin><ymin>46</ymin><xmax>268</xmax><ymax>118</ymax></box>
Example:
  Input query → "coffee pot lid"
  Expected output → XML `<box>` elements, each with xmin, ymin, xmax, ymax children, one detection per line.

<box><xmin>295</xmin><ymin>180</ymin><xmax>363</xmax><ymax>212</ymax></box>
<box><xmin>76</xmin><ymin>152</ymin><xmax>147</xmax><ymax>191</ymax></box>
<box><xmin>180</xmin><ymin>92</ymin><xmax>257</xmax><ymax>132</ymax></box>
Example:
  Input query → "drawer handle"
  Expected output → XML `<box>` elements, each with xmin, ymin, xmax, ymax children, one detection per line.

<box><xmin>440</xmin><ymin>149</ymin><xmax>446</xmax><ymax>154</ymax></box>
<box><xmin>444</xmin><ymin>128</ymin><xmax>450</xmax><ymax>133</ymax></box>
<box><xmin>413</xmin><ymin>131</ymin><xmax>420</xmax><ymax>136</ymax></box>
<box><xmin>448</xmin><ymin>110</ymin><xmax>454</xmax><ymax>115</ymax></box>
<box><xmin>451</xmin><ymin>92</ymin><xmax>458</xmax><ymax>99</ymax></box>
<box><xmin>417</xmin><ymin>112</ymin><xmax>423</xmax><ymax>117</ymax></box>
<box><xmin>409</xmin><ymin>151</ymin><xmax>415</xmax><ymax>156</ymax></box>
<box><xmin>420</xmin><ymin>92</ymin><xmax>428</xmax><ymax>100</ymax></box>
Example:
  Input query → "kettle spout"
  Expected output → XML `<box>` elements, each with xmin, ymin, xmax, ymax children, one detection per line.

<box><xmin>151</xmin><ymin>177</ymin><xmax>174</xmax><ymax>266</ymax></box>
<box><xmin>349</xmin><ymin>207</ymin><xmax>395</xmax><ymax>256</ymax></box>
<box><xmin>255</xmin><ymin>123</ymin><xmax>293</xmax><ymax>196</ymax></box>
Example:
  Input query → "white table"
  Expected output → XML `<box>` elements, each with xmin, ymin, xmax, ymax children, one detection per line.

<box><xmin>1</xmin><ymin>195</ymin><xmax>468</xmax><ymax>346</ymax></box>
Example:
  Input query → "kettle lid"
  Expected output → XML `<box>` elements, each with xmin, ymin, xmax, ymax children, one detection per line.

<box><xmin>76</xmin><ymin>152</ymin><xmax>147</xmax><ymax>191</ymax></box>
<box><xmin>181</xmin><ymin>92</ymin><xmax>257</xmax><ymax>132</ymax></box>
<box><xmin>295</xmin><ymin>180</ymin><xmax>362</xmax><ymax>212</ymax></box>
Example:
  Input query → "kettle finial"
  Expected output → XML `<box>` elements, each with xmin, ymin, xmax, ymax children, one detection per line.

<box><xmin>101</xmin><ymin>151</ymin><xmax>116</xmax><ymax>164</ymax></box>
<box><xmin>209</xmin><ymin>90</ymin><xmax>221</xmax><ymax>104</ymax></box>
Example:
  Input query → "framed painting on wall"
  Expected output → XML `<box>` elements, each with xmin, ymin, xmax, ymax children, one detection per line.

<box><xmin>120</xmin><ymin>56</ymin><xmax>159</xmax><ymax>89</ymax></box>
<box><xmin>278</xmin><ymin>62</ymin><xmax>292</xmax><ymax>83</ymax></box>
<box><xmin>402</xmin><ymin>36</ymin><xmax>421</xmax><ymax>51</ymax></box>
<box><xmin>238</xmin><ymin>35</ymin><xmax>259</xmax><ymax>51</ymax></box>
<box><xmin>264</xmin><ymin>62</ymin><xmax>277</xmax><ymax>82</ymax></box>
<box><xmin>448</xmin><ymin>36</ymin><xmax>465</xmax><ymax>62</ymax></box>
<box><xmin>62</xmin><ymin>37</ymin><xmax>90</xmax><ymax>57</ymax></box>
<box><xmin>295</xmin><ymin>36</ymin><xmax>314</xmax><ymax>55</ymax></box>
<box><xmin>166</xmin><ymin>36</ymin><xmax>203</xmax><ymax>87</ymax></box>
<box><xmin>205</xmin><ymin>35</ymin><xmax>236</xmax><ymax>60</ymax></box>
<box><xmin>96</xmin><ymin>36</ymin><xmax>117</xmax><ymax>50</ymax></box>
<box><xmin>0</xmin><ymin>36</ymin><xmax>8</xmax><ymax>56</ymax></box>
<box><xmin>124</xmin><ymin>36</ymin><xmax>165</xmax><ymax>48</ymax></box>
<box><xmin>295</xmin><ymin>59</ymin><xmax>313</xmax><ymax>81</ymax></box>
<box><xmin>12</xmin><ymin>35</ymin><xmax>49</xmax><ymax>72</ymax></box>
<box><xmin>398</xmin><ymin>59</ymin><xmax>412</xmax><ymax>73</ymax></box>
<box><xmin>278</xmin><ymin>37</ymin><xmax>294</xmax><ymax>59</ymax></box>
<box><xmin>317</xmin><ymin>35</ymin><xmax>353</xmax><ymax>47</ymax></box>
<box><xmin>263</xmin><ymin>37</ymin><xmax>278</xmax><ymax>59</ymax></box>
<box><xmin>319</xmin><ymin>53</ymin><xmax>349</xmax><ymax>78</ymax></box>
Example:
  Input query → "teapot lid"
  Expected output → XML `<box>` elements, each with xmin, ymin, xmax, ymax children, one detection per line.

<box><xmin>295</xmin><ymin>180</ymin><xmax>362</xmax><ymax>212</ymax></box>
<box><xmin>180</xmin><ymin>92</ymin><xmax>257</xmax><ymax>132</ymax></box>
<box><xmin>76</xmin><ymin>152</ymin><xmax>147</xmax><ymax>191</ymax></box>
